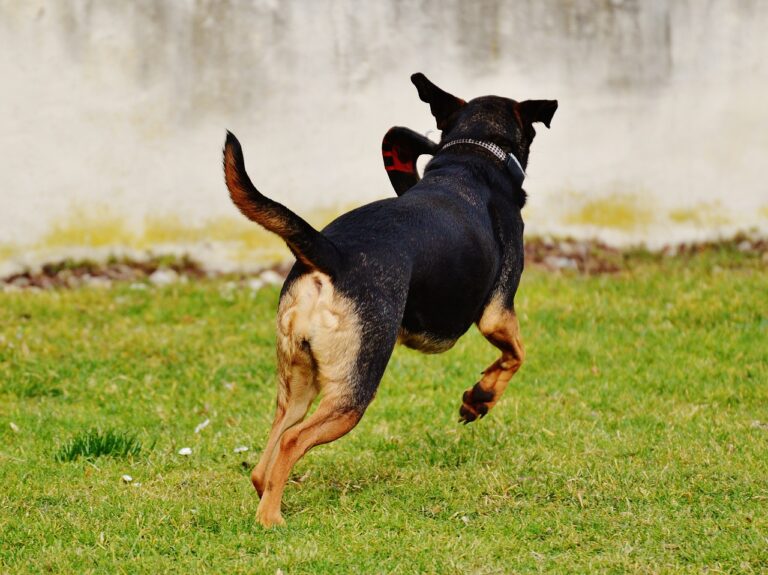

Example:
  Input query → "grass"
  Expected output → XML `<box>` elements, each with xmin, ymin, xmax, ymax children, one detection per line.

<box><xmin>55</xmin><ymin>429</ymin><xmax>145</xmax><ymax>462</ymax></box>
<box><xmin>1</xmin><ymin>249</ymin><xmax>766</xmax><ymax>573</ymax></box>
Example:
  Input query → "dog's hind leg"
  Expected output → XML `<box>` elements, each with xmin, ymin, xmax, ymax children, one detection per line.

<box><xmin>254</xmin><ymin>272</ymin><xmax>401</xmax><ymax>526</ymax></box>
<box><xmin>252</xmin><ymin>278</ymin><xmax>327</xmax><ymax>497</ymax></box>
<box><xmin>255</xmin><ymin>342</ymin><xmax>397</xmax><ymax>526</ymax></box>
<box><xmin>251</xmin><ymin>357</ymin><xmax>318</xmax><ymax>497</ymax></box>
<box><xmin>256</xmin><ymin>392</ymin><xmax>365</xmax><ymax>527</ymax></box>
<box><xmin>459</xmin><ymin>297</ymin><xmax>525</xmax><ymax>424</ymax></box>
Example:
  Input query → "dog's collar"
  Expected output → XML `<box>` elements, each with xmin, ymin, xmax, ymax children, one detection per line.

<box><xmin>440</xmin><ymin>138</ymin><xmax>526</xmax><ymax>188</ymax></box>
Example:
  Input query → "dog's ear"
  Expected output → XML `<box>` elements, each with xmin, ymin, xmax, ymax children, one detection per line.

<box><xmin>518</xmin><ymin>100</ymin><xmax>558</xmax><ymax>128</ymax></box>
<box><xmin>411</xmin><ymin>73</ymin><xmax>465</xmax><ymax>130</ymax></box>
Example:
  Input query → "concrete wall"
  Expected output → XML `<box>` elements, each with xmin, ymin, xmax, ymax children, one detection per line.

<box><xmin>1</xmin><ymin>0</ymin><xmax>767</xmax><ymax>271</ymax></box>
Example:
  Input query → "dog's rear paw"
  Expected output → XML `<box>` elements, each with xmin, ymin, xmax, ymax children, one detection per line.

<box><xmin>257</xmin><ymin>509</ymin><xmax>286</xmax><ymax>528</ymax></box>
<box><xmin>458</xmin><ymin>384</ymin><xmax>494</xmax><ymax>424</ymax></box>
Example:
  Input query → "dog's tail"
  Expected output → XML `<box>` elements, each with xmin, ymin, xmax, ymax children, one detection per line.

<box><xmin>223</xmin><ymin>132</ymin><xmax>341</xmax><ymax>275</ymax></box>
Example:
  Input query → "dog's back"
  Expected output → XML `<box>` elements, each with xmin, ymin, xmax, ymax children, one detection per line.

<box><xmin>318</xmin><ymin>163</ymin><xmax>509</xmax><ymax>349</ymax></box>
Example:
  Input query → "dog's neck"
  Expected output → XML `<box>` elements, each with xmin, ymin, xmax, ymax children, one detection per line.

<box><xmin>440</xmin><ymin>139</ymin><xmax>526</xmax><ymax>188</ymax></box>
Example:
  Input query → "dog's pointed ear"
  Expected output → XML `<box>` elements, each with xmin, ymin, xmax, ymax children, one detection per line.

<box><xmin>518</xmin><ymin>100</ymin><xmax>558</xmax><ymax>128</ymax></box>
<box><xmin>411</xmin><ymin>73</ymin><xmax>465</xmax><ymax>130</ymax></box>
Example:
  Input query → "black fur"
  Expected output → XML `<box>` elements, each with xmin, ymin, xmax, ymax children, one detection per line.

<box><xmin>225</xmin><ymin>73</ymin><xmax>557</xmax><ymax>412</ymax></box>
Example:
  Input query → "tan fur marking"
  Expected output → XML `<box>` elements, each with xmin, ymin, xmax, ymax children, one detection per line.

<box><xmin>224</xmin><ymin>143</ymin><xmax>323</xmax><ymax>269</ymax></box>
<box><xmin>224</xmin><ymin>150</ymin><xmax>292</xmax><ymax>237</ymax></box>
<box><xmin>512</xmin><ymin>101</ymin><xmax>524</xmax><ymax>130</ymax></box>
<box><xmin>460</xmin><ymin>296</ymin><xmax>525</xmax><ymax>422</ymax></box>
<box><xmin>252</xmin><ymin>272</ymin><xmax>363</xmax><ymax>523</ymax></box>
<box><xmin>397</xmin><ymin>328</ymin><xmax>456</xmax><ymax>354</ymax></box>
<box><xmin>251</xmin><ymin>350</ymin><xmax>318</xmax><ymax>496</ymax></box>
<box><xmin>276</xmin><ymin>272</ymin><xmax>361</xmax><ymax>396</ymax></box>
<box><xmin>257</xmin><ymin>398</ymin><xmax>362</xmax><ymax>527</ymax></box>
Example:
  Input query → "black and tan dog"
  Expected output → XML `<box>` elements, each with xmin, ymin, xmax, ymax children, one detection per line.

<box><xmin>223</xmin><ymin>73</ymin><xmax>557</xmax><ymax>527</ymax></box>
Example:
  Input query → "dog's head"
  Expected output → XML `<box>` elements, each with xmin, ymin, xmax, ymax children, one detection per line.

<box><xmin>411</xmin><ymin>73</ymin><xmax>557</xmax><ymax>168</ymax></box>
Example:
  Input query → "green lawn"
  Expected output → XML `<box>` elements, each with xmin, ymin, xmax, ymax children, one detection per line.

<box><xmin>1</xmin><ymin>250</ymin><xmax>766</xmax><ymax>574</ymax></box>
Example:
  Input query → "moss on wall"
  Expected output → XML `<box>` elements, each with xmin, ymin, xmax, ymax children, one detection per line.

<box><xmin>668</xmin><ymin>202</ymin><xmax>731</xmax><ymax>226</ymax></box>
<box><xmin>563</xmin><ymin>194</ymin><xmax>653</xmax><ymax>230</ymax></box>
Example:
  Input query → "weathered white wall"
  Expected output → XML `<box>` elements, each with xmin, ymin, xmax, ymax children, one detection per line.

<box><xmin>1</xmin><ymin>0</ymin><xmax>767</xmax><ymax>271</ymax></box>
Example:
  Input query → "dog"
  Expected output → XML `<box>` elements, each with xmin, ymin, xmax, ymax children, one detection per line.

<box><xmin>223</xmin><ymin>73</ymin><xmax>557</xmax><ymax>527</ymax></box>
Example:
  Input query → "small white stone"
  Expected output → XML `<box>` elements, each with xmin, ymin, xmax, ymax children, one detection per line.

<box><xmin>11</xmin><ymin>276</ymin><xmax>30</xmax><ymax>288</ymax></box>
<box><xmin>149</xmin><ymin>269</ymin><xmax>179</xmax><ymax>286</ymax></box>
<box><xmin>233</xmin><ymin>446</ymin><xmax>249</xmax><ymax>453</ymax></box>
<box><xmin>121</xmin><ymin>474</ymin><xmax>133</xmax><ymax>483</ymax></box>
<box><xmin>544</xmin><ymin>255</ymin><xmax>578</xmax><ymax>270</ymax></box>
<box><xmin>194</xmin><ymin>419</ymin><xmax>210</xmax><ymax>434</ymax></box>
<box><xmin>178</xmin><ymin>447</ymin><xmax>193</xmax><ymax>456</ymax></box>
<box><xmin>83</xmin><ymin>275</ymin><xmax>111</xmax><ymax>289</ymax></box>
<box><xmin>259</xmin><ymin>270</ymin><xmax>283</xmax><ymax>285</ymax></box>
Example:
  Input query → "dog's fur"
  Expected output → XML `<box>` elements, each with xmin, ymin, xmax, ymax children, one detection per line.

<box><xmin>223</xmin><ymin>73</ymin><xmax>557</xmax><ymax>526</ymax></box>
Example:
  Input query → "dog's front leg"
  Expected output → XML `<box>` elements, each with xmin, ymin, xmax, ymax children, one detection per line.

<box><xmin>459</xmin><ymin>298</ymin><xmax>525</xmax><ymax>423</ymax></box>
